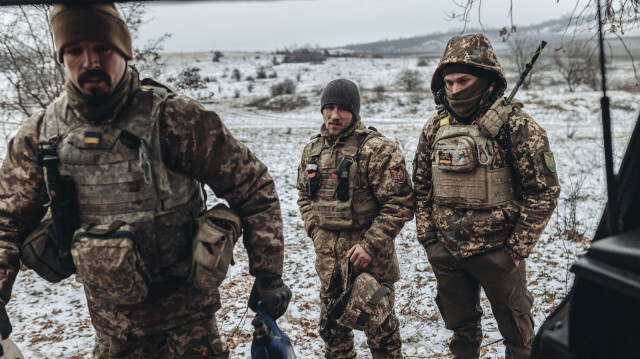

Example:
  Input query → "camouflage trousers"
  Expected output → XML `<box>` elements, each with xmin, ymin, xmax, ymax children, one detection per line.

<box><xmin>318</xmin><ymin>267</ymin><xmax>403</xmax><ymax>359</ymax></box>
<box><xmin>92</xmin><ymin>315</ymin><xmax>229</xmax><ymax>359</ymax></box>
<box><xmin>425</xmin><ymin>241</ymin><xmax>535</xmax><ymax>359</ymax></box>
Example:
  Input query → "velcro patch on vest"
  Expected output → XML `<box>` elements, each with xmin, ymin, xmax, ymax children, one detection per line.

<box><xmin>544</xmin><ymin>152</ymin><xmax>556</xmax><ymax>173</ymax></box>
<box><xmin>390</xmin><ymin>165</ymin><xmax>406</xmax><ymax>184</ymax></box>
<box><xmin>438</xmin><ymin>152</ymin><xmax>452</xmax><ymax>165</ymax></box>
<box><xmin>84</xmin><ymin>131</ymin><xmax>101</xmax><ymax>145</ymax></box>
<box><xmin>440</xmin><ymin>116</ymin><xmax>450</xmax><ymax>126</ymax></box>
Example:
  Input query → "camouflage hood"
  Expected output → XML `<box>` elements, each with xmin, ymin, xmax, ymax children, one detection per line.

<box><xmin>431</xmin><ymin>34</ymin><xmax>507</xmax><ymax>106</ymax></box>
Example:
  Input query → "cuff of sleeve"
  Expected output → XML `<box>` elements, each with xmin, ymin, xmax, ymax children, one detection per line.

<box><xmin>304</xmin><ymin>221</ymin><xmax>316</xmax><ymax>237</ymax></box>
<box><xmin>418</xmin><ymin>231</ymin><xmax>437</xmax><ymax>246</ymax></box>
<box><xmin>504</xmin><ymin>245</ymin><xmax>526</xmax><ymax>261</ymax></box>
<box><xmin>359</xmin><ymin>239</ymin><xmax>375</xmax><ymax>259</ymax></box>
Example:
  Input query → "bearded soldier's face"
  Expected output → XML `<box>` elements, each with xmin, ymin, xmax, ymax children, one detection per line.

<box><xmin>323</xmin><ymin>104</ymin><xmax>354</xmax><ymax>136</ymax></box>
<box><xmin>62</xmin><ymin>41</ymin><xmax>127</xmax><ymax>100</ymax></box>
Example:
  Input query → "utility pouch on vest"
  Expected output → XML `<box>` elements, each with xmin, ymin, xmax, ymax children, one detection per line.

<box><xmin>332</xmin><ymin>159</ymin><xmax>351</xmax><ymax>201</ymax></box>
<box><xmin>433</xmin><ymin>135</ymin><xmax>482</xmax><ymax>172</ymax></box>
<box><xmin>189</xmin><ymin>203</ymin><xmax>242</xmax><ymax>290</ymax></box>
<box><xmin>21</xmin><ymin>218</ymin><xmax>76</xmax><ymax>283</ymax></box>
<box><xmin>305</xmin><ymin>158</ymin><xmax>321</xmax><ymax>199</ymax></box>
<box><xmin>432</xmin><ymin>125</ymin><xmax>515</xmax><ymax>209</ymax></box>
<box><xmin>71</xmin><ymin>222</ymin><xmax>151</xmax><ymax>305</ymax></box>
<box><xmin>327</xmin><ymin>263</ymin><xmax>393</xmax><ymax>331</ymax></box>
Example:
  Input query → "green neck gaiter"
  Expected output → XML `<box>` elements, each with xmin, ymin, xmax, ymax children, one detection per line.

<box><xmin>66</xmin><ymin>66</ymin><xmax>132</xmax><ymax>123</ymax></box>
<box><xmin>445</xmin><ymin>75</ymin><xmax>492</xmax><ymax>120</ymax></box>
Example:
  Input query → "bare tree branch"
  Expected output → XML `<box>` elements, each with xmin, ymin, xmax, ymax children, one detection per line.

<box><xmin>0</xmin><ymin>4</ymin><xmax>169</xmax><ymax>121</ymax></box>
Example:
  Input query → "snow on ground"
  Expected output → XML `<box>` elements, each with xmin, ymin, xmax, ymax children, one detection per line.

<box><xmin>3</xmin><ymin>52</ymin><xmax>639</xmax><ymax>358</ymax></box>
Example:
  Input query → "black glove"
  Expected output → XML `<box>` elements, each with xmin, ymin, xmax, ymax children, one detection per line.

<box><xmin>0</xmin><ymin>302</ymin><xmax>12</xmax><ymax>339</ymax></box>
<box><xmin>248</xmin><ymin>272</ymin><xmax>292</xmax><ymax>320</ymax></box>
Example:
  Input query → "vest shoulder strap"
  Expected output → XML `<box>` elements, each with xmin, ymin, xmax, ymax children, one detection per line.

<box><xmin>120</xmin><ymin>84</ymin><xmax>172</xmax><ymax>142</ymax></box>
<box><xmin>308</xmin><ymin>136</ymin><xmax>325</xmax><ymax>157</ymax></box>
<box><xmin>347</xmin><ymin>127</ymin><xmax>383</xmax><ymax>159</ymax></box>
<box><xmin>140</xmin><ymin>78</ymin><xmax>175</xmax><ymax>94</ymax></box>
<box><xmin>40</xmin><ymin>95</ymin><xmax>69</xmax><ymax>145</ymax></box>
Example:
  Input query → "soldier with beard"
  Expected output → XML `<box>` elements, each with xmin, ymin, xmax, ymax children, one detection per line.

<box><xmin>297</xmin><ymin>79</ymin><xmax>414</xmax><ymax>359</ymax></box>
<box><xmin>0</xmin><ymin>3</ymin><xmax>291</xmax><ymax>358</ymax></box>
<box><xmin>413</xmin><ymin>34</ymin><xmax>560</xmax><ymax>359</ymax></box>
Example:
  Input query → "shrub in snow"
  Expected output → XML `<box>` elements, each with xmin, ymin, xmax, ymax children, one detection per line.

<box><xmin>270</xmin><ymin>78</ymin><xmax>297</xmax><ymax>96</ymax></box>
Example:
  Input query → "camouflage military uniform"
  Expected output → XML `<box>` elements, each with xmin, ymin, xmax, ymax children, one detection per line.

<box><xmin>413</xmin><ymin>34</ymin><xmax>560</xmax><ymax>359</ymax></box>
<box><xmin>297</xmin><ymin>118</ymin><xmax>414</xmax><ymax>359</ymax></box>
<box><xmin>0</xmin><ymin>70</ymin><xmax>285</xmax><ymax>358</ymax></box>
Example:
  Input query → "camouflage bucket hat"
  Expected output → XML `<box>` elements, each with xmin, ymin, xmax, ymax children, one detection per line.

<box><xmin>327</xmin><ymin>272</ymin><xmax>393</xmax><ymax>331</ymax></box>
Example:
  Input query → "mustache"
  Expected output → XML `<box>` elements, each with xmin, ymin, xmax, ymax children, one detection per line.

<box><xmin>77</xmin><ymin>69</ymin><xmax>110</xmax><ymax>86</ymax></box>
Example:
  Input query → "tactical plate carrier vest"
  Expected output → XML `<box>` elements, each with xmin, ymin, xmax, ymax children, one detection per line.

<box><xmin>432</xmin><ymin>122</ymin><xmax>515</xmax><ymax>209</ymax></box>
<box><xmin>39</xmin><ymin>84</ymin><xmax>202</xmax><ymax>279</ymax></box>
<box><xmin>306</xmin><ymin>128</ymin><xmax>381</xmax><ymax>230</ymax></box>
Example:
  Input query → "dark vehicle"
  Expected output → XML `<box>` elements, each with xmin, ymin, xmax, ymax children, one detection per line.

<box><xmin>532</xmin><ymin>112</ymin><xmax>640</xmax><ymax>358</ymax></box>
<box><xmin>532</xmin><ymin>1</ymin><xmax>640</xmax><ymax>357</ymax></box>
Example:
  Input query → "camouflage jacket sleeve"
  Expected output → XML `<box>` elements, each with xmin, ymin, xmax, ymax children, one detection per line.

<box><xmin>296</xmin><ymin>141</ymin><xmax>315</xmax><ymax>237</ymax></box>
<box><xmin>0</xmin><ymin>112</ymin><xmax>49</xmax><ymax>303</ymax></box>
<box><xmin>359</xmin><ymin>136</ymin><xmax>415</xmax><ymax>258</ymax></box>
<box><xmin>503</xmin><ymin>107</ymin><xmax>560</xmax><ymax>259</ymax></box>
<box><xmin>161</xmin><ymin>95</ymin><xmax>284</xmax><ymax>276</ymax></box>
<box><xmin>412</xmin><ymin>114</ymin><xmax>440</xmax><ymax>246</ymax></box>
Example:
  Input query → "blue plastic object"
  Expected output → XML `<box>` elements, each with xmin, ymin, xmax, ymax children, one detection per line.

<box><xmin>250</xmin><ymin>302</ymin><xmax>297</xmax><ymax>359</ymax></box>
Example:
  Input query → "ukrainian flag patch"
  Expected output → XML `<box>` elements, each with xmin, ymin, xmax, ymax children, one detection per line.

<box><xmin>84</xmin><ymin>131</ymin><xmax>101</xmax><ymax>145</ymax></box>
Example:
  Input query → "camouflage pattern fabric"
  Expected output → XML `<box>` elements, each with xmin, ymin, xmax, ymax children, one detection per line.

<box><xmin>297</xmin><ymin>119</ymin><xmax>414</xmax><ymax>282</ymax></box>
<box><xmin>430</xmin><ymin>33</ymin><xmax>508</xmax><ymax>112</ymax></box>
<box><xmin>0</xmin><ymin>70</ymin><xmax>285</xmax><ymax>338</ymax></box>
<box><xmin>297</xmin><ymin>118</ymin><xmax>413</xmax><ymax>358</ymax></box>
<box><xmin>425</xmin><ymin>241</ymin><xmax>535</xmax><ymax>359</ymax></box>
<box><xmin>335</xmin><ymin>272</ymin><xmax>392</xmax><ymax>331</ymax></box>
<box><xmin>318</xmin><ymin>261</ymin><xmax>402</xmax><ymax>359</ymax></box>
<box><xmin>413</xmin><ymin>34</ymin><xmax>560</xmax><ymax>260</ymax></box>
<box><xmin>92</xmin><ymin>315</ymin><xmax>230</xmax><ymax>359</ymax></box>
<box><xmin>414</xmin><ymin>33</ymin><xmax>559</xmax><ymax>359</ymax></box>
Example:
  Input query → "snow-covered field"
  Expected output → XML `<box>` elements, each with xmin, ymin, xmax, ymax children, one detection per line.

<box><xmin>4</xmin><ymin>52</ymin><xmax>639</xmax><ymax>358</ymax></box>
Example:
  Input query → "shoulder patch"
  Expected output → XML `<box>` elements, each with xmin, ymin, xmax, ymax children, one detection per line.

<box><xmin>543</xmin><ymin>152</ymin><xmax>556</xmax><ymax>173</ymax></box>
<box><xmin>440</xmin><ymin>116</ymin><xmax>449</xmax><ymax>126</ymax></box>
<box><xmin>390</xmin><ymin>165</ymin><xmax>406</xmax><ymax>184</ymax></box>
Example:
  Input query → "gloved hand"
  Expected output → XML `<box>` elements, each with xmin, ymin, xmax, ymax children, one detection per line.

<box><xmin>0</xmin><ymin>302</ymin><xmax>12</xmax><ymax>340</ymax></box>
<box><xmin>248</xmin><ymin>272</ymin><xmax>292</xmax><ymax>320</ymax></box>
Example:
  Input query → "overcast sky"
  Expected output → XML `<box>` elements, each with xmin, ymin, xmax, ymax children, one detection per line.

<box><xmin>138</xmin><ymin>0</ymin><xmax>585</xmax><ymax>53</ymax></box>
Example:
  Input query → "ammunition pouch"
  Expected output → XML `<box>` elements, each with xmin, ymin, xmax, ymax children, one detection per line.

<box><xmin>327</xmin><ymin>265</ymin><xmax>393</xmax><ymax>331</ymax></box>
<box><xmin>71</xmin><ymin>222</ymin><xmax>151</xmax><ymax>305</ymax></box>
<box><xmin>332</xmin><ymin>159</ymin><xmax>351</xmax><ymax>201</ymax></box>
<box><xmin>305</xmin><ymin>158</ymin><xmax>321</xmax><ymax>199</ymax></box>
<box><xmin>477</xmin><ymin>97</ymin><xmax>512</xmax><ymax>138</ymax></box>
<box><xmin>21</xmin><ymin>218</ymin><xmax>75</xmax><ymax>283</ymax></box>
<box><xmin>188</xmin><ymin>203</ymin><xmax>242</xmax><ymax>290</ymax></box>
<box><xmin>433</xmin><ymin>133</ymin><xmax>482</xmax><ymax>172</ymax></box>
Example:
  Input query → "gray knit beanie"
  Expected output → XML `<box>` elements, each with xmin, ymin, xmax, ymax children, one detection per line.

<box><xmin>320</xmin><ymin>79</ymin><xmax>360</xmax><ymax>117</ymax></box>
